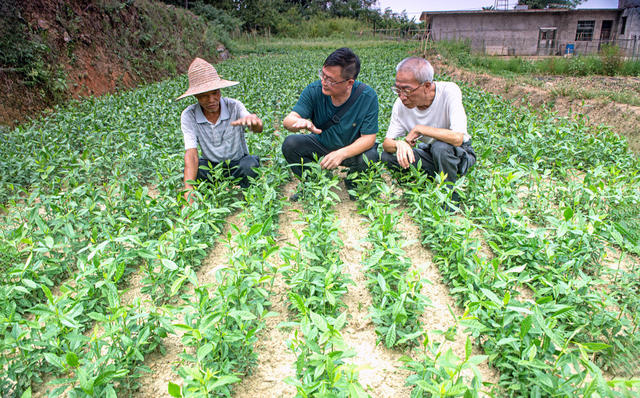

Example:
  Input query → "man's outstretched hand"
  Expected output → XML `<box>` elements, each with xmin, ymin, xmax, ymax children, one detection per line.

<box><xmin>291</xmin><ymin>118</ymin><xmax>322</xmax><ymax>134</ymax></box>
<box><xmin>231</xmin><ymin>114</ymin><xmax>263</xmax><ymax>132</ymax></box>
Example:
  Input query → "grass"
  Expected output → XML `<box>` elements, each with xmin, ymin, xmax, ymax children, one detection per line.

<box><xmin>230</xmin><ymin>36</ymin><xmax>413</xmax><ymax>55</ymax></box>
<box><xmin>434</xmin><ymin>40</ymin><xmax>640</xmax><ymax>77</ymax></box>
<box><xmin>432</xmin><ymin>39</ymin><xmax>640</xmax><ymax>108</ymax></box>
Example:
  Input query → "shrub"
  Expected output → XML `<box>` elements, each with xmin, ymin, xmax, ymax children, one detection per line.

<box><xmin>600</xmin><ymin>43</ymin><xmax>623</xmax><ymax>76</ymax></box>
<box><xmin>436</xmin><ymin>40</ymin><xmax>473</xmax><ymax>67</ymax></box>
<box><xmin>190</xmin><ymin>1</ymin><xmax>243</xmax><ymax>35</ymax></box>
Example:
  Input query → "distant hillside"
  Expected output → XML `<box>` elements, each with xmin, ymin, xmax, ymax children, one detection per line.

<box><xmin>0</xmin><ymin>0</ymin><xmax>228</xmax><ymax>126</ymax></box>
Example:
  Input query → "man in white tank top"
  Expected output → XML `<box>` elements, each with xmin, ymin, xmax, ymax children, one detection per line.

<box><xmin>381</xmin><ymin>57</ymin><xmax>476</xmax><ymax>205</ymax></box>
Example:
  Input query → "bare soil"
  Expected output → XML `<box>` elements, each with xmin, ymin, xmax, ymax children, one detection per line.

<box><xmin>432</xmin><ymin>59</ymin><xmax>640</xmax><ymax>155</ymax></box>
<box><xmin>0</xmin><ymin>0</ymin><xmax>225</xmax><ymax>127</ymax></box>
<box><xmin>128</xmin><ymin>180</ymin><xmax>501</xmax><ymax>397</ymax></box>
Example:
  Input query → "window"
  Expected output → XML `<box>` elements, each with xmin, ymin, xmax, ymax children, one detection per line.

<box><xmin>576</xmin><ymin>20</ymin><xmax>595</xmax><ymax>41</ymax></box>
<box><xmin>600</xmin><ymin>20</ymin><xmax>613</xmax><ymax>41</ymax></box>
<box><xmin>621</xmin><ymin>16</ymin><xmax>627</xmax><ymax>35</ymax></box>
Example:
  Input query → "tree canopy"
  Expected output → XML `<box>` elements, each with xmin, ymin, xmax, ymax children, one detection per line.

<box><xmin>161</xmin><ymin>0</ymin><xmax>417</xmax><ymax>34</ymax></box>
<box><xmin>518</xmin><ymin>0</ymin><xmax>585</xmax><ymax>9</ymax></box>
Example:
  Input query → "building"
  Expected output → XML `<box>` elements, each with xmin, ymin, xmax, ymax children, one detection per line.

<box><xmin>420</xmin><ymin>0</ymin><xmax>640</xmax><ymax>57</ymax></box>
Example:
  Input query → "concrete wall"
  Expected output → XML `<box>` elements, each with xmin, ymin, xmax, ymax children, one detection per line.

<box><xmin>425</xmin><ymin>9</ymin><xmax>622</xmax><ymax>56</ymax></box>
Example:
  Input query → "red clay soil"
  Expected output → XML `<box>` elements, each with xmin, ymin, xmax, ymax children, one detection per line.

<box><xmin>432</xmin><ymin>58</ymin><xmax>640</xmax><ymax>155</ymax></box>
<box><xmin>0</xmin><ymin>0</ymin><xmax>223</xmax><ymax>127</ymax></box>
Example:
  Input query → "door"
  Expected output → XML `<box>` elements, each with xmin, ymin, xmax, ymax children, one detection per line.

<box><xmin>537</xmin><ymin>28</ymin><xmax>557</xmax><ymax>55</ymax></box>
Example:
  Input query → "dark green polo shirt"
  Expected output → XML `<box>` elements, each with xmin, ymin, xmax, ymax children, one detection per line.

<box><xmin>292</xmin><ymin>80</ymin><xmax>378</xmax><ymax>151</ymax></box>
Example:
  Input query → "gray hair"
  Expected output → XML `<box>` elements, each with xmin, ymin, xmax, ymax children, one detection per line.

<box><xmin>396</xmin><ymin>57</ymin><xmax>434</xmax><ymax>84</ymax></box>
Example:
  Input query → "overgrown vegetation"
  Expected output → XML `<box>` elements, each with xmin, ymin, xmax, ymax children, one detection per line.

<box><xmin>1</xmin><ymin>41</ymin><xmax>639</xmax><ymax>397</ymax></box>
<box><xmin>0</xmin><ymin>0</ymin><xmax>234</xmax><ymax>126</ymax></box>
<box><xmin>162</xmin><ymin>0</ymin><xmax>418</xmax><ymax>35</ymax></box>
<box><xmin>434</xmin><ymin>40</ymin><xmax>640</xmax><ymax>77</ymax></box>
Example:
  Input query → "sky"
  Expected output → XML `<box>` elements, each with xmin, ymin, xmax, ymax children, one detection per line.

<box><xmin>375</xmin><ymin>0</ymin><xmax>620</xmax><ymax>20</ymax></box>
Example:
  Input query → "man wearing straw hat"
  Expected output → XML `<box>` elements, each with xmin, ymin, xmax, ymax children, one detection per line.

<box><xmin>177</xmin><ymin>57</ymin><xmax>263</xmax><ymax>203</ymax></box>
<box><xmin>282</xmin><ymin>47</ymin><xmax>379</xmax><ymax>201</ymax></box>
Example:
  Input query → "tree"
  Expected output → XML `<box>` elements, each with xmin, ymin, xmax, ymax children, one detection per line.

<box><xmin>518</xmin><ymin>0</ymin><xmax>585</xmax><ymax>8</ymax></box>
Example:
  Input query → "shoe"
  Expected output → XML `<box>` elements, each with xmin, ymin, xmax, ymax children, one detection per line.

<box><xmin>289</xmin><ymin>192</ymin><xmax>301</xmax><ymax>202</ymax></box>
<box><xmin>441</xmin><ymin>202</ymin><xmax>457</xmax><ymax>213</ymax></box>
<box><xmin>290</xmin><ymin>183</ymin><xmax>304</xmax><ymax>202</ymax></box>
<box><xmin>344</xmin><ymin>178</ymin><xmax>357</xmax><ymax>201</ymax></box>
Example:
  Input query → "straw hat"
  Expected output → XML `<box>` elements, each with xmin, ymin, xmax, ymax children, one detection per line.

<box><xmin>176</xmin><ymin>57</ymin><xmax>238</xmax><ymax>100</ymax></box>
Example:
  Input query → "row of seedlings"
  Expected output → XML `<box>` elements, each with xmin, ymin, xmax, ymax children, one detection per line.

<box><xmin>354</xmin><ymin>166</ymin><xmax>490</xmax><ymax>397</ymax></box>
<box><xmin>402</xmin><ymin>167</ymin><xmax>639</xmax><ymax>396</ymax></box>
<box><xmin>169</xmin><ymin>162</ymin><xmax>289</xmax><ymax>397</ymax></box>
<box><xmin>280</xmin><ymin>164</ymin><xmax>368</xmax><ymax>397</ymax></box>
<box><xmin>0</xmin><ymin>75</ymin><xmax>212</xmax><ymax>396</ymax></box>
<box><xmin>1</xmin><ymin>162</ymin><xmax>182</xmax><ymax>396</ymax></box>
<box><xmin>466</xmin><ymin>164</ymin><xmax>640</xmax><ymax>388</ymax></box>
<box><xmin>463</xmin><ymin>82</ymin><xmax>640</xmax><ymax>384</ymax></box>
<box><xmin>352</xmin><ymin>165</ymin><xmax>430</xmax><ymax>349</ymax></box>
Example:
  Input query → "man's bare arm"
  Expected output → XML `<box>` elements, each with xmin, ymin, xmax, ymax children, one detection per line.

<box><xmin>406</xmin><ymin>125</ymin><xmax>464</xmax><ymax>147</ymax></box>
<box><xmin>183</xmin><ymin>148</ymin><xmax>199</xmax><ymax>203</ymax></box>
<box><xmin>282</xmin><ymin>111</ymin><xmax>322</xmax><ymax>134</ymax></box>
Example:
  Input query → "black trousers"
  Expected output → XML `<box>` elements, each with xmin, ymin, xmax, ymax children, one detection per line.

<box><xmin>196</xmin><ymin>155</ymin><xmax>260</xmax><ymax>188</ymax></box>
<box><xmin>381</xmin><ymin>140</ymin><xmax>476</xmax><ymax>184</ymax></box>
<box><xmin>281</xmin><ymin>134</ymin><xmax>379</xmax><ymax>178</ymax></box>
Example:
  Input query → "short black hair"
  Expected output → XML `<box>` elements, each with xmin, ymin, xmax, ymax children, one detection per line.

<box><xmin>323</xmin><ymin>47</ymin><xmax>360</xmax><ymax>80</ymax></box>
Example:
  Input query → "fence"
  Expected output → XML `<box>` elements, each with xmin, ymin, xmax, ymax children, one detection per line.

<box><xmin>424</xmin><ymin>29</ymin><xmax>640</xmax><ymax>59</ymax></box>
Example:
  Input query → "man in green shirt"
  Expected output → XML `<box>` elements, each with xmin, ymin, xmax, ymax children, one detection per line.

<box><xmin>282</xmin><ymin>47</ymin><xmax>379</xmax><ymax>201</ymax></box>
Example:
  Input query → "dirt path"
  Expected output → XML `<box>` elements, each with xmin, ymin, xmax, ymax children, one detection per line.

<box><xmin>397</xmin><ymin>210</ymin><xmax>499</xmax><ymax>388</ymax></box>
<box><xmin>134</xmin><ymin>210</ymin><xmax>243</xmax><ymax>397</ymax></box>
<box><xmin>335</xmin><ymin>186</ymin><xmax>413</xmax><ymax>397</ymax></box>
<box><xmin>234</xmin><ymin>181</ymin><xmax>298</xmax><ymax>398</ymax></box>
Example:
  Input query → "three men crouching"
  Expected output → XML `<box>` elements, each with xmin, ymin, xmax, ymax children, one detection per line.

<box><xmin>177</xmin><ymin>52</ymin><xmax>476</xmax><ymax>207</ymax></box>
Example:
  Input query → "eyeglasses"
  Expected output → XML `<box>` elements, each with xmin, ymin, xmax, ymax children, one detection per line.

<box><xmin>318</xmin><ymin>70</ymin><xmax>348</xmax><ymax>86</ymax></box>
<box><xmin>391</xmin><ymin>83</ymin><xmax>424</xmax><ymax>96</ymax></box>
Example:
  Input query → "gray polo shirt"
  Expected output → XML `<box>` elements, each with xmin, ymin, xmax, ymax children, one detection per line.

<box><xmin>181</xmin><ymin>97</ymin><xmax>251</xmax><ymax>163</ymax></box>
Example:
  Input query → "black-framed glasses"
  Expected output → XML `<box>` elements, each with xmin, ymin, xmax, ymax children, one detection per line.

<box><xmin>391</xmin><ymin>83</ymin><xmax>424</xmax><ymax>96</ymax></box>
<box><xmin>318</xmin><ymin>69</ymin><xmax>348</xmax><ymax>86</ymax></box>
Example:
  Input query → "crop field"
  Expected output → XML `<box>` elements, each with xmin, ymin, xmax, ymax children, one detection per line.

<box><xmin>1</xmin><ymin>42</ymin><xmax>640</xmax><ymax>397</ymax></box>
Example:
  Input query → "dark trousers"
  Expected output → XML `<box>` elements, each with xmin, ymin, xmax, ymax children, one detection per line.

<box><xmin>381</xmin><ymin>140</ymin><xmax>476</xmax><ymax>185</ymax></box>
<box><xmin>196</xmin><ymin>155</ymin><xmax>260</xmax><ymax>188</ymax></box>
<box><xmin>281</xmin><ymin>134</ymin><xmax>379</xmax><ymax>178</ymax></box>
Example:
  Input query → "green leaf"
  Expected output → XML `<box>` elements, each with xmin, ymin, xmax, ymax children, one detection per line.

<box><xmin>22</xmin><ymin>279</ymin><xmax>38</xmax><ymax>289</ymax></box>
<box><xmin>581</xmin><ymin>342</ymin><xmax>611</xmax><ymax>352</ymax></box>
<box><xmin>65</xmin><ymin>352</ymin><xmax>79</xmax><ymax>368</ymax></box>
<box><xmin>347</xmin><ymin>382</ymin><xmax>369</xmax><ymax>398</ymax></box>
<box><xmin>105</xmin><ymin>385</ymin><xmax>117</xmax><ymax>398</ymax></box>
<box><xmin>161</xmin><ymin>258</ymin><xmax>178</xmax><ymax>271</ymax></box>
<box><xmin>44</xmin><ymin>353</ymin><xmax>65</xmax><ymax>370</ymax></box>
<box><xmin>551</xmin><ymin>305</ymin><xmax>575</xmax><ymax>318</ymax></box>
<box><xmin>385</xmin><ymin>323</ymin><xmax>397</xmax><ymax>348</ymax></box>
<box><xmin>480</xmin><ymin>287</ymin><xmax>502</xmax><ymax>307</ymax></box>
<box><xmin>41</xmin><ymin>285</ymin><xmax>54</xmax><ymax>305</ymax></box>
<box><xmin>197</xmin><ymin>343</ymin><xmax>213</xmax><ymax>362</ymax></box>
<box><xmin>209</xmin><ymin>375</ymin><xmax>241</xmax><ymax>390</ymax></box>
<box><xmin>20</xmin><ymin>388</ymin><xmax>32</xmax><ymax>398</ymax></box>
<box><xmin>465</xmin><ymin>336</ymin><xmax>472</xmax><ymax>360</ymax></box>
<box><xmin>168</xmin><ymin>382</ymin><xmax>182</xmax><ymax>397</ymax></box>
<box><xmin>44</xmin><ymin>236</ymin><xmax>54</xmax><ymax>249</ymax></box>
<box><xmin>310</xmin><ymin>312</ymin><xmax>328</xmax><ymax>332</ymax></box>
<box><xmin>520</xmin><ymin>315</ymin><xmax>533</xmax><ymax>338</ymax></box>
<box><xmin>563</xmin><ymin>207</ymin><xmax>573</xmax><ymax>221</ymax></box>
<box><xmin>170</xmin><ymin>275</ymin><xmax>187</xmax><ymax>296</ymax></box>
<box><xmin>230</xmin><ymin>310</ymin><xmax>257</xmax><ymax>321</ymax></box>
